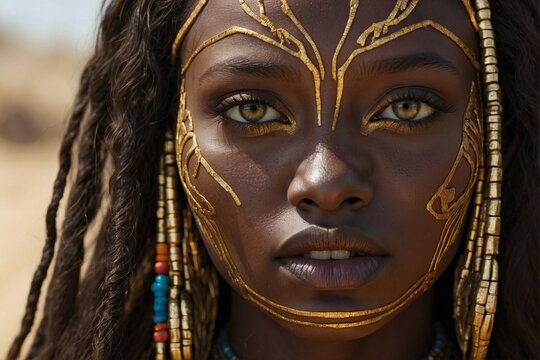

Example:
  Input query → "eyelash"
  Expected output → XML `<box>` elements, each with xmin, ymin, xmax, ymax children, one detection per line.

<box><xmin>209</xmin><ymin>92</ymin><xmax>291</xmax><ymax>135</ymax></box>
<box><xmin>371</xmin><ymin>88</ymin><xmax>455</xmax><ymax>127</ymax></box>
<box><xmin>209</xmin><ymin>88</ymin><xmax>454</xmax><ymax>133</ymax></box>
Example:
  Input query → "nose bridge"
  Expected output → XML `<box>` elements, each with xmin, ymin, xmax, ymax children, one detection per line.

<box><xmin>287</xmin><ymin>139</ymin><xmax>373</xmax><ymax>212</ymax></box>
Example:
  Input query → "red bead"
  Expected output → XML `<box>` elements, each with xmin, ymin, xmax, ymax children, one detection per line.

<box><xmin>156</xmin><ymin>244</ymin><xmax>169</xmax><ymax>255</ymax></box>
<box><xmin>154</xmin><ymin>330</ymin><xmax>169</xmax><ymax>342</ymax></box>
<box><xmin>156</xmin><ymin>255</ymin><xmax>169</xmax><ymax>262</ymax></box>
<box><xmin>154</xmin><ymin>261</ymin><xmax>169</xmax><ymax>274</ymax></box>
<box><xmin>154</xmin><ymin>323</ymin><xmax>168</xmax><ymax>331</ymax></box>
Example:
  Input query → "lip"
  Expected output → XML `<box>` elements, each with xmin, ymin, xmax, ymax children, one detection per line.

<box><xmin>277</xmin><ymin>226</ymin><xmax>388</xmax><ymax>290</ymax></box>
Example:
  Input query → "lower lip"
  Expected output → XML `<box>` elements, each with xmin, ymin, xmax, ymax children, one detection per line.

<box><xmin>278</xmin><ymin>256</ymin><xmax>388</xmax><ymax>290</ymax></box>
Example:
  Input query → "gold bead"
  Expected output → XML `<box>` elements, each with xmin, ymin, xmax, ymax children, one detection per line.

<box><xmin>484</xmin><ymin>72</ymin><xmax>498</xmax><ymax>84</ymax></box>
<box><xmin>166</xmin><ymin>216</ymin><xmax>179</xmax><ymax>230</ymax></box>
<box><xmin>477</xmin><ymin>281</ymin><xmax>489</xmax><ymax>304</ymax></box>
<box><xmin>166</xmin><ymin>176</ymin><xmax>177</xmax><ymax>189</ymax></box>
<box><xmin>165</xmin><ymin>153</ymin><xmax>176</xmax><ymax>165</ymax></box>
<box><xmin>170</xmin><ymin>344</ymin><xmax>182</xmax><ymax>360</ymax></box>
<box><xmin>485</xmin><ymin>216</ymin><xmax>501</xmax><ymax>235</ymax></box>
<box><xmin>169</xmin><ymin>287</ymin><xmax>179</xmax><ymax>300</ymax></box>
<box><xmin>478</xmin><ymin>19</ymin><xmax>492</xmax><ymax>30</ymax></box>
<box><xmin>165</xmin><ymin>140</ymin><xmax>175</xmax><ymax>154</ymax></box>
<box><xmin>487</xmin><ymin>182</ymin><xmax>501</xmax><ymax>199</ymax></box>
<box><xmin>475</xmin><ymin>0</ymin><xmax>490</xmax><ymax>10</ymax></box>
<box><xmin>486</xmin><ymin>132</ymin><xmax>500</xmax><ymax>144</ymax></box>
<box><xmin>487</xmin><ymin>153</ymin><xmax>502</xmax><ymax>168</ymax></box>
<box><xmin>477</xmin><ymin>9</ymin><xmax>492</xmax><ymax>21</ymax></box>
<box><xmin>480</xmin><ymin>29</ymin><xmax>494</xmax><ymax>40</ymax></box>
<box><xmin>169</xmin><ymin>317</ymin><xmax>180</xmax><ymax>329</ymax></box>
<box><xmin>484</xmin><ymin>236</ymin><xmax>497</xmax><ymax>255</ymax></box>
<box><xmin>488</xmin><ymin>140</ymin><xmax>501</xmax><ymax>151</ymax></box>
<box><xmin>487</xmin><ymin>167</ymin><xmax>503</xmax><ymax>182</ymax></box>
<box><xmin>169</xmin><ymin>300</ymin><xmax>180</xmax><ymax>319</ymax></box>
<box><xmin>482</xmin><ymin>47</ymin><xmax>496</xmax><ymax>58</ymax></box>
<box><xmin>487</xmin><ymin>90</ymin><xmax>501</xmax><ymax>103</ymax></box>
<box><xmin>170</xmin><ymin>328</ymin><xmax>181</xmax><ymax>343</ymax></box>
<box><xmin>487</xmin><ymin>199</ymin><xmax>501</xmax><ymax>216</ymax></box>
<box><xmin>488</xmin><ymin>105</ymin><xmax>502</xmax><ymax>116</ymax></box>
<box><xmin>486</xmin><ymin>83</ymin><xmax>500</xmax><ymax>92</ymax></box>
<box><xmin>481</xmin><ymin>38</ymin><xmax>495</xmax><ymax>49</ymax></box>
<box><xmin>479</xmin><ymin>313</ymin><xmax>495</xmax><ymax>341</ymax></box>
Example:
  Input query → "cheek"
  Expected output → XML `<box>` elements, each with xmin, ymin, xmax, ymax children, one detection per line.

<box><xmin>178</xmin><ymin>122</ymin><xmax>289</xmax><ymax>286</ymax></box>
<box><xmin>370</xmin><ymin>116</ymin><xmax>470</xmax><ymax>283</ymax></box>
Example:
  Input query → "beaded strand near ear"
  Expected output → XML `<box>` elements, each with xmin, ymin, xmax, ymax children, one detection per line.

<box><xmin>153</xmin><ymin>129</ymin><xmax>219</xmax><ymax>360</ymax></box>
<box><xmin>163</xmin><ymin>129</ymin><xmax>186</xmax><ymax>360</ymax></box>
<box><xmin>152</xmin><ymin>156</ymin><xmax>170</xmax><ymax>360</ymax></box>
<box><xmin>454</xmin><ymin>1</ymin><xmax>502</xmax><ymax>359</ymax></box>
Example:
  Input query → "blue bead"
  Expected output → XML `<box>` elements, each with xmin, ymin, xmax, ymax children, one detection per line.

<box><xmin>153</xmin><ymin>315</ymin><xmax>167</xmax><ymax>324</ymax></box>
<box><xmin>154</xmin><ymin>304</ymin><xmax>167</xmax><ymax>312</ymax></box>
<box><xmin>155</xmin><ymin>275</ymin><xmax>170</xmax><ymax>284</ymax></box>
<box><xmin>151</xmin><ymin>282</ymin><xmax>170</xmax><ymax>292</ymax></box>
<box><xmin>153</xmin><ymin>292</ymin><xmax>168</xmax><ymax>300</ymax></box>
<box><xmin>154</xmin><ymin>297</ymin><xmax>168</xmax><ymax>305</ymax></box>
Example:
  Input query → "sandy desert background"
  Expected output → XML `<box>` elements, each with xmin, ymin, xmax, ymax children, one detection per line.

<box><xmin>0</xmin><ymin>1</ymin><xmax>101</xmax><ymax>354</ymax></box>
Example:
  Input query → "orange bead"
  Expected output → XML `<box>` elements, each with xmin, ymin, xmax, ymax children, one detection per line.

<box><xmin>154</xmin><ymin>323</ymin><xmax>168</xmax><ymax>331</ymax></box>
<box><xmin>156</xmin><ymin>255</ymin><xmax>169</xmax><ymax>262</ymax></box>
<box><xmin>154</xmin><ymin>330</ymin><xmax>169</xmax><ymax>343</ymax></box>
<box><xmin>154</xmin><ymin>261</ymin><xmax>169</xmax><ymax>274</ymax></box>
<box><xmin>156</xmin><ymin>244</ymin><xmax>169</xmax><ymax>255</ymax></box>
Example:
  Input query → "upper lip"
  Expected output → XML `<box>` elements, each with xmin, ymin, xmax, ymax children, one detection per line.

<box><xmin>276</xmin><ymin>226</ymin><xmax>386</xmax><ymax>258</ymax></box>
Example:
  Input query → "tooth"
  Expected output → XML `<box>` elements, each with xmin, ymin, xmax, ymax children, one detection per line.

<box><xmin>309</xmin><ymin>250</ymin><xmax>331</xmax><ymax>260</ymax></box>
<box><xmin>331</xmin><ymin>250</ymin><xmax>351</xmax><ymax>260</ymax></box>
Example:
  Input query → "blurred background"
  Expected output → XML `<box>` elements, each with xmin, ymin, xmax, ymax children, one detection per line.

<box><xmin>0</xmin><ymin>0</ymin><xmax>102</xmax><ymax>353</ymax></box>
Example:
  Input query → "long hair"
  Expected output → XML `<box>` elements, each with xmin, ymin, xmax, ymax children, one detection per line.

<box><xmin>8</xmin><ymin>0</ymin><xmax>539</xmax><ymax>359</ymax></box>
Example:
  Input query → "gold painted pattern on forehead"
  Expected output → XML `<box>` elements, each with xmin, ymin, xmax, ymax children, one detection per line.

<box><xmin>176</xmin><ymin>0</ymin><xmax>326</xmax><ymax>126</ymax></box>
<box><xmin>331</xmin><ymin>0</ymin><xmax>481</xmax><ymax>130</ymax></box>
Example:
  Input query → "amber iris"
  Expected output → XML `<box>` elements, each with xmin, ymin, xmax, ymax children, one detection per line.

<box><xmin>239</xmin><ymin>103</ymin><xmax>267</xmax><ymax>122</ymax></box>
<box><xmin>392</xmin><ymin>100</ymin><xmax>420</xmax><ymax>121</ymax></box>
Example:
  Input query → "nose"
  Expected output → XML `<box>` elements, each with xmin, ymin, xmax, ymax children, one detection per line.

<box><xmin>287</xmin><ymin>144</ymin><xmax>373</xmax><ymax>214</ymax></box>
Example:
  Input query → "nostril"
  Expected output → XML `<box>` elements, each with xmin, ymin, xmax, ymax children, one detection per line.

<box><xmin>342</xmin><ymin>197</ymin><xmax>362</xmax><ymax>207</ymax></box>
<box><xmin>300</xmin><ymin>198</ymin><xmax>319</xmax><ymax>209</ymax></box>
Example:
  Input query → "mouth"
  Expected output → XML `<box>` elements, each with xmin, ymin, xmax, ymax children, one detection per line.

<box><xmin>276</xmin><ymin>226</ymin><xmax>388</xmax><ymax>290</ymax></box>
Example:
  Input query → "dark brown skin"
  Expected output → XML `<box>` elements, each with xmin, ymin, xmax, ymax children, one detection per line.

<box><xmin>6</xmin><ymin>1</ymin><xmax>539</xmax><ymax>359</ymax></box>
<box><xmin>179</xmin><ymin>0</ymin><xmax>479</xmax><ymax>359</ymax></box>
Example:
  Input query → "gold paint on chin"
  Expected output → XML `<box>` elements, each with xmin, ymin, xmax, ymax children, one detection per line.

<box><xmin>174</xmin><ymin>0</ymin><xmax>483</xmax><ymax>329</ymax></box>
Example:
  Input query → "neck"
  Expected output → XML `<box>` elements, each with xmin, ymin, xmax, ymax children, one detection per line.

<box><xmin>228</xmin><ymin>289</ymin><xmax>435</xmax><ymax>360</ymax></box>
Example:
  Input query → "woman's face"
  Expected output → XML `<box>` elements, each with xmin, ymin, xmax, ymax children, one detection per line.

<box><xmin>177</xmin><ymin>0</ymin><xmax>480</xmax><ymax>338</ymax></box>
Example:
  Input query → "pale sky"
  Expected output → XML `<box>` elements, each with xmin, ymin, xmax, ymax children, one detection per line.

<box><xmin>0</xmin><ymin>0</ymin><xmax>103</xmax><ymax>51</ymax></box>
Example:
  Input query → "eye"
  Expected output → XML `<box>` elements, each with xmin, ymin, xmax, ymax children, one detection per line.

<box><xmin>225</xmin><ymin>102</ymin><xmax>282</xmax><ymax>123</ymax></box>
<box><xmin>376</xmin><ymin>99</ymin><xmax>436</xmax><ymax>122</ymax></box>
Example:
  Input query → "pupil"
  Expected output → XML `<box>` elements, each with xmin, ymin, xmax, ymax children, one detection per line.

<box><xmin>392</xmin><ymin>100</ymin><xmax>420</xmax><ymax>120</ymax></box>
<box><xmin>240</xmin><ymin>103</ymin><xmax>267</xmax><ymax>122</ymax></box>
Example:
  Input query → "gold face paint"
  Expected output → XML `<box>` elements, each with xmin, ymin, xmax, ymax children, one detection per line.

<box><xmin>175</xmin><ymin>0</ymin><xmax>483</xmax><ymax>329</ymax></box>
<box><xmin>177</xmin><ymin>0</ymin><xmax>325</xmax><ymax>126</ymax></box>
<box><xmin>331</xmin><ymin>0</ymin><xmax>481</xmax><ymax>130</ymax></box>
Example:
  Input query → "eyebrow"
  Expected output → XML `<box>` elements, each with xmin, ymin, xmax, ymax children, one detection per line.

<box><xmin>362</xmin><ymin>52</ymin><xmax>461</xmax><ymax>77</ymax></box>
<box><xmin>199</xmin><ymin>57</ymin><xmax>302</xmax><ymax>84</ymax></box>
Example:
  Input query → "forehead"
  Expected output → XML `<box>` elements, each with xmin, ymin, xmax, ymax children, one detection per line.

<box><xmin>180</xmin><ymin>0</ymin><xmax>478</xmax><ymax>70</ymax></box>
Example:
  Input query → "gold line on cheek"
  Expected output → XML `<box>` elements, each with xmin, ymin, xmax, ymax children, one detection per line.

<box><xmin>426</xmin><ymin>82</ymin><xmax>482</xmax><ymax>273</ymax></box>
